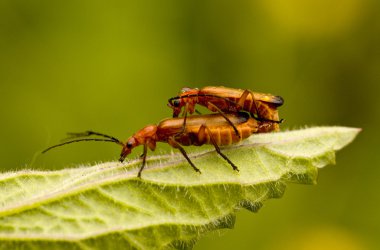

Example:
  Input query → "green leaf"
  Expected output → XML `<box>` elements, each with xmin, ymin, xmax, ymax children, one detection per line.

<box><xmin>0</xmin><ymin>126</ymin><xmax>360</xmax><ymax>249</ymax></box>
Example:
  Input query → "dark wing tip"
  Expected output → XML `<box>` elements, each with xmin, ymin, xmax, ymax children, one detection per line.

<box><xmin>272</xmin><ymin>95</ymin><xmax>284</xmax><ymax>106</ymax></box>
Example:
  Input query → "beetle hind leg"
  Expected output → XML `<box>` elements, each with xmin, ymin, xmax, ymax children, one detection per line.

<box><xmin>200</xmin><ymin>125</ymin><xmax>239</xmax><ymax>172</ymax></box>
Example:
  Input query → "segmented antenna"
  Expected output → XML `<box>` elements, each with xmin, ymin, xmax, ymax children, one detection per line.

<box><xmin>42</xmin><ymin>131</ymin><xmax>124</xmax><ymax>153</ymax></box>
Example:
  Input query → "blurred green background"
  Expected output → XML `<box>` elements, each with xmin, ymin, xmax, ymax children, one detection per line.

<box><xmin>0</xmin><ymin>0</ymin><xmax>378</xmax><ymax>249</ymax></box>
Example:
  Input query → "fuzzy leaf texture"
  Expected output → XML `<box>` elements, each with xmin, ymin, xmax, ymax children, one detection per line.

<box><xmin>0</xmin><ymin>127</ymin><xmax>360</xmax><ymax>250</ymax></box>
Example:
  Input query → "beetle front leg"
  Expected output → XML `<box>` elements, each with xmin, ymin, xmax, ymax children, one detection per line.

<box><xmin>137</xmin><ymin>144</ymin><xmax>148</xmax><ymax>178</ymax></box>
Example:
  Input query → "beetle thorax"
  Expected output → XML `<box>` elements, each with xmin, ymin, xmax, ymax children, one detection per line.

<box><xmin>134</xmin><ymin>125</ymin><xmax>158</xmax><ymax>144</ymax></box>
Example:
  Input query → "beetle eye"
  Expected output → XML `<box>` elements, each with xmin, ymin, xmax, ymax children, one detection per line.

<box><xmin>173</xmin><ymin>99</ymin><xmax>180</xmax><ymax>107</ymax></box>
<box><xmin>126</xmin><ymin>141</ymin><xmax>133</xmax><ymax>148</ymax></box>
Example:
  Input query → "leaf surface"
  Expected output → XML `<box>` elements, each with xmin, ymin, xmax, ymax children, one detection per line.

<box><xmin>0</xmin><ymin>127</ymin><xmax>360</xmax><ymax>249</ymax></box>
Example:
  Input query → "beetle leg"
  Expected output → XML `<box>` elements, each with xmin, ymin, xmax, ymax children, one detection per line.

<box><xmin>200</xmin><ymin>124</ymin><xmax>239</xmax><ymax>172</ymax></box>
<box><xmin>207</xmin><ymin>102</ymin><xmax>241</xmax><ymax>138</ymax></box>
<box><xmin>137</xmin><ymin>143</ymin><xmax>148</xmax><ymax>178</ymax></box>
<box><xmin>177</xmin><ymin>102</ymin><xmax>189</xmax><ymax>136</ymax></box>
<box><xmin>65</xmin><ymin>130</ymin><xmax>123</xmax><ymax>145</ymax></box>
<box><xmin>237</xmin><ymin>90</ymin><xmax>284</xmax><ymax>123</ymax></box>
<box><xmin>237</xmin><ymin>89</ymin><xmax>260</xmax><ymax>120</ymax></box>
<box><xmin>236</xmin><ymin>89</ymin><xmax>250</xmax><ymax>107</ymax></box>
<box><xmin>168</xmin><ymin>137</ymin><xmax>201</xmax><ymax>174</ymax></box>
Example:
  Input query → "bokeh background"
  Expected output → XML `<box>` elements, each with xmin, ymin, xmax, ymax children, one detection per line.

<box><xmin>0</xmin><ymin>0</ymin><xmax>379</xmax><ymax>249</ymax></box>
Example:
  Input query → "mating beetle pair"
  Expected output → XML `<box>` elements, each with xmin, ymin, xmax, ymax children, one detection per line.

<box><xmin>44</xmin><ymin>86</ymin><xmax>284</xmax><ymax>177</ymax></box>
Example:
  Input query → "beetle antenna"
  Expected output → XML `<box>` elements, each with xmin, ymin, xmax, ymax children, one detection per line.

<box><xmin>64</xmin><ymin>130</ymin><xmax>123</xmax><ymax>144</ymax></box>
<box><xmin>42</xmin><ymin>138</ymin><xmax>124</xmax><ymax>154</ymax></box>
